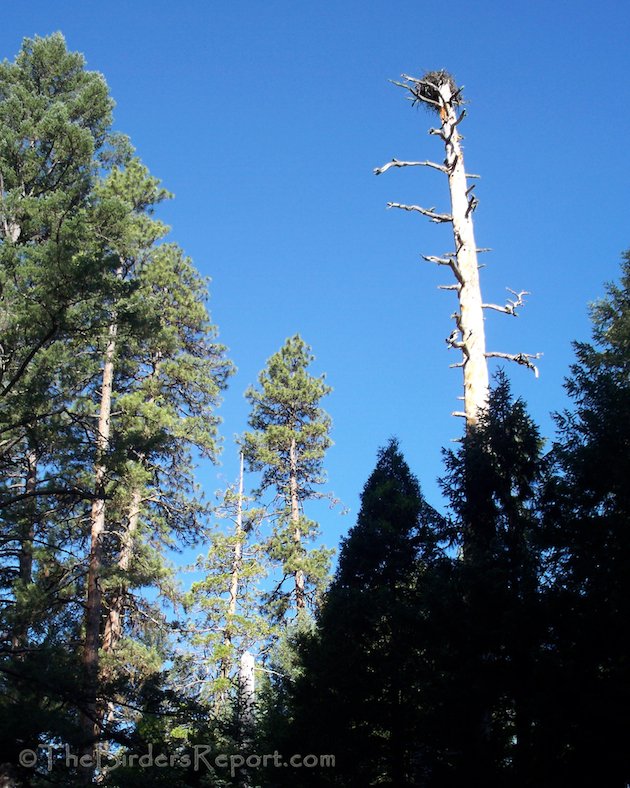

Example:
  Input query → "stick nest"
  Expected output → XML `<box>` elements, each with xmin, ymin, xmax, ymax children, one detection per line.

<box><xmin>410</xmin><ymin>70</ymin><xmax>462</xmax><ymax>112</ymax></box>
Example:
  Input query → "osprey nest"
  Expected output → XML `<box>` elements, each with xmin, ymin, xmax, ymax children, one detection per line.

<box><xmin>410</xmin><ymin>70</ymin><xmax>462</xmax><ymax>113</ymax></box>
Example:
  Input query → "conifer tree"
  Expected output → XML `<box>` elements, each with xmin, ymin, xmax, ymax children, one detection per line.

<box><xmin>241</xmin><ymin>335</ymin><xmax>334</xmax><ymax>620</ymax></box>
<box><xmin>184</xmin><ymin>451</ymin><xmax>270</xmax><ymax>716</ymax></box>
<box><xmin>263</xmin><ymin>440</ymin><xmax>445</xmax><ymax>787</ymax></box>
<box><xmin>544</xmin><ymin>251</ymin><xmax>630</xmax><ymax>785</ymax></box>
<box><xmin>437</xmin><ymin>373</ymin><xmax>545</xmax><ymax>785</ymax></box>
<box><xmin>0</xmin><ymin>35</ymin><xmax>132</xmax><ymax>778</ymax></box>
<box><xmin>0</xmin><ymin>35</ymin><xmax>234</xmax><ymax>782</ymax></box>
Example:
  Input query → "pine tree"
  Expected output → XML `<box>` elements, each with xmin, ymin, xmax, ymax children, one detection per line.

<box><xmin>76</xmin><ymin>172</ymin><xmax>233</xmax><ymax>772</ymax></box>
<box><xmin>241</xmin><ymin>335</ymin><xmax>334</xmax><ymax>620</ymax></box>
<box><xmin>0</xmin><ymin>35</ymin><xmax>131</xmax><ymax>780</ymax></box>
<box><xmin>183</xmin><ymin>451</ymin><xmax>270</xmax><ymax>719</ymax></box>
<box><xmin>0</xmin><ymin>35</ymin><xmax>234</xmax><ymax>783</ymax></box>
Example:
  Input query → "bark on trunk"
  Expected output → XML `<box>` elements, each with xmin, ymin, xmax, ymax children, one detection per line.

<box><xmin>80</xmin><ymin>315</ymin><xmax>118</xmax><ymax>776</ymax></box>
<box><xmin>102</xmin><ymin>486</ymin><xmax>141</xmax><ymax>654</ymax></box>
<box><xmin>289</xmin><ymin>437</ymin><xmax>305</xmax><ymax>609</ymax></box>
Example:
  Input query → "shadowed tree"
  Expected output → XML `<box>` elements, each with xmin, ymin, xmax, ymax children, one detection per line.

<box><xmin>261</xmin><ymin>439</ymin><xmax>446</xmax><ymax>787</ymax></box>
<box><xmin>542</xmin><ymin>250</ymin><xmax>630</xmax><ymax>785</ymax></box>
<box><xmin>437</xmin><ymin>373</ymin><xmax>545</xmax><ymax>786</ymax></box>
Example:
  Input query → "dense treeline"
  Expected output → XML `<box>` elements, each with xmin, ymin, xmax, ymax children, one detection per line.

<box><xmin>1</xmin><ymin>34</ymin><xmax>629</xmax><ymax>787</ymax></box>
<box><xmin>257</xmin><ymin>259</ymin><xmax>630</xmax><ymax>786</ymax></box>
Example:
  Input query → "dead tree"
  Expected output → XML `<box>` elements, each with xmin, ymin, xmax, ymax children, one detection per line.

<box><xmin>375</xmin><ymin>71</ymin><xmax>540</xmax><ymax>426</ymax></box>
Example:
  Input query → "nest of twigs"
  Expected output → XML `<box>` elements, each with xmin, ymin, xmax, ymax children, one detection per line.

<box><xmin>409</xmin><ymin>70</ymin><xmax>462</xmax><ymax>113</ymax></box>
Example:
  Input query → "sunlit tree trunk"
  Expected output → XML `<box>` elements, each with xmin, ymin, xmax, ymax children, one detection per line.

<box><xmin>80</xmin><ymin>314</ymin><xmax>117</xmax><ymax>778</ymax></box>
<box><xmin>439</xmin><ymin>80</ymin><xmax>489</xmax><ymax>425</ymax></box>
<box><xmin>102</xmin><ymin>487</ymin><xmax>141</xmax><ymax>654</ymax></box>
<box><xmin>377</xmin><ymin>71</ymin><xmax>539</xmax><ymax>428</ymax></box>
<box><xmin>217</xmin><ymin>452</ymin><xmax>245</xmax><ymax>707</ymax></box>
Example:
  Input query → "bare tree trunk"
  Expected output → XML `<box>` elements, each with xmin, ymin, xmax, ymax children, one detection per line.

<box><xmin>227</xmin><ymin>452</ymin><xmax>245</xmax><ymax>636</ymax></box>
<box><xmin>237</xmin><ymin>649</ymin><xmax>256</xmax><ymax>788</ymax></box>
<box><xmin>377</xmin><ymin>71</ymin><xmax>539</xmax><ymax>427</ymax></box>
<box><xmin>80</xmin><ymin>316</ymin><xmax>117</xmax><ymax>779</ymax></box>
<box><xmin>238</xmin><ymin>649</ymin><xmax>256</xmax><ymax>734</ymax></box>
<box><xmin>439</xmin><ymin>81</ymin><xmax>489</xmax><ymax>425</ymax></box>
<box><xmin>289</xmin><ymin>437</ymin><xmax>305</xmax><ymax>609</ymax></box>
<box><xmin>215</xmin><ymin>452</ymin><xmax>245</xmax><ymax>711</ymax></box>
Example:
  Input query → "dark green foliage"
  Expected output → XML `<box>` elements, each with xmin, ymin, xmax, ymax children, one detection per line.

<box><xmin>263</xmin><ymin>382</ymin><xmax>549</xmax><ymax>788</ymax></box>
<box><xmin>260</xmin><ymin>439</ymin><xmax>446</xmax><ymax>787</ymax></box>
<box><xmin>436</xmin><ymin>373</ymin><xmax>546</xmax><ymax>786</ymax></box>
<box><xmin>540</xmin><ymin>251</ymin><xmax>630</xmax><ymax>785</ymax></box>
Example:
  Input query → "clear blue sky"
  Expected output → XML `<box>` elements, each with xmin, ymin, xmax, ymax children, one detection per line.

<box><xmin>3</xmin><ymin>1</ymin><xmax>630</xmax><ymax>556</ymax></box>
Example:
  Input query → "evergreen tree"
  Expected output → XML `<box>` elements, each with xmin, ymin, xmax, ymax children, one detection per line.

<box><xmin>0</xmin><ymin>35</ymin><xmax>234</xmax><ymax>783</ymax></box>
<box><xmin>183</xmin><ymin>451</ymin><xmax>271</xmax><ymax>719</ymax></box>
<box><xmin>543</xmin><ymin>251</ymin><xmax>630</xmax><ymax>785</ymax></box>
<box><xmin>0</xmin><ymin>34</ymin><xmax>130</xmax><ymax>781</ymax></box>
<box><xmin>241</xmin><ymin>335</ymin><xmax>334</xmax><ymax>621</ymax></box>
<box><xmin>263</xmin><ymin>439</ymin><xmax>445</xmax><ymax>787</ymax></box>
<box><xmin>436</xmin><ymin>373</ymin><xmax>545</xmax><ymax>787</ymax></box>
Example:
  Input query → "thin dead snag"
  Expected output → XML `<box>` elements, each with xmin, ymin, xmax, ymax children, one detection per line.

<box><xmin>377</xmin><ymin>71</ymin><xmax>539</xmax><ymax>426</ymax></box>
<box><xmin>227</xmin><ymin>453</ymin><xmax>245</xmax><ymax>641</ymax></box>
<box><xmin>215</xmin><ymin>451</ymin><xmax>246</xmax><ymax>712</ymax></box>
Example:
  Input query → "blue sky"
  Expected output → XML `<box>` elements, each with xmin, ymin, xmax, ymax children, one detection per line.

<box><xmin>3</xmin><ymin>1</ymin><xmax>630</xmax><ymax>558</ymax></box>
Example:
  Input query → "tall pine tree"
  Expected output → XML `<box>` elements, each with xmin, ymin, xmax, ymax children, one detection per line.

<box><xmin>241</xmin><ymin>335</ymin><xmax>333</xmax><ymax>621</ymax></box>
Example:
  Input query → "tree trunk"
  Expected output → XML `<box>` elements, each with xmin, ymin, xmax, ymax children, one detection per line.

<box><xmin>289</xmin><ymin>437</ymin><xmax>305</xmax><ymax>609</ymax></box>
<box><xmin>80</xmin><ymin>315</ymin><xmax>118</xmax><ymax>778</ymax></box>
<box><xmin>217</xmin><ymin>452</ymin><xmax>245</xmax><ymax>708</ymax></box>
<box><xmin>102</xmin><ymin>486</ymin><xmax>141</xmax><ymax>654</ymax></box>
<box><xmin>11</xmin><ymin>449</ymin><xmax>37</xmax><ymax>654</ymax></box>
<box><xmin>238</xmin><ymin>649</ymin><xmax>256</xmax><ymax>733</ymax></box>
<box><xmin>438</xmin><ymin>81</ymin><xmax>489</xmax><ymax>426</ymax></box>
<box><xmin>237</xmin><ymin>649</ymin><xmax>256</xmax><ymax>788</ymax></box>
